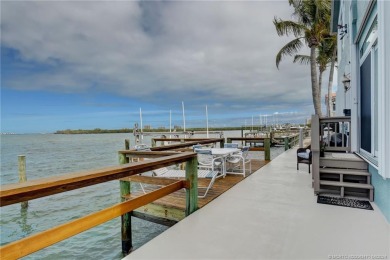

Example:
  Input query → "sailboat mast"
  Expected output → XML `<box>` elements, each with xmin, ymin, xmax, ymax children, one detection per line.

<box><xmin>139</xmin><ymin>107</ymin><xmax>143</xmax><ymax>140</ymax></box>
<box><xmin>182</xmin><ymin>101</ymin><xmax>186</xmax><ymax>132</ymax></box>
<box><xmin>169</xmin><ymin>110</ymin><xmax>172</xmax><ymax>133</ymax></box>
<box><xmin>206</xmin><ymin>105</ymin><xmax>209</xmax><ymax>138</ymax></box>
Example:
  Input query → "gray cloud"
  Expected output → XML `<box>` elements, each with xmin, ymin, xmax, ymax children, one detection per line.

<box><xmin>1</xmin><ymin>0</ymin><xmax>317</xmax><ymax>116</ymax></box>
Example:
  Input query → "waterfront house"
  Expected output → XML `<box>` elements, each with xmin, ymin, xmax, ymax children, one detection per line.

<box><xmin>331</xmin><ymin>0</ymin><xmax>390</xmax><ymax>222</ymax></box>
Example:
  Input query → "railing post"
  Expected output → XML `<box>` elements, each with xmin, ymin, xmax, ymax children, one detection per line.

<box><xmin>18</xmin><ymin>155</ymin><xmax>28</xmax><ymax>209</ymax></box>
<box><xmin>220</xmin><ymin>139</ymin><xmax>225</xmax><ymax>149</ymax></box>
<box><xmin>119</xmin><ymin>153</ymin><xmax>132</xmax><ymax>255</ymax></box>
<box><xmin>185</xmin><ymin>156</ymin><xmax>198</xmax><ymax>216</ymax></box>
<box><xmin>284</xmin><ymin>137</ymin><xmax>289</xmax><ymax>151</ymax></box>
<box><xmin>311</xmin><ymin>114</ymin><xmax>320</xmax><ymax>194</ymax></box>
<box><xmin>125</xmin><ymin>139</ymin><xmax>130</xmax><ymax>150</ymax></box>
<box><xmin>264</xmin><ymin>138</ymin><xmax>271</xmax><ymax>161</ymax></box>
<box><xmin>241</xmin><ymin>129</ymin><xmax>244</xmax><ymax>146</ymax></box>
<box><xmin>151</xmin><ymin>138</ymin><xmax>156</xmax><ymax>148</ymax></box>
<box><xmin>299</xmin><ymin>128</ymin><xmax>303</xmax><ymax>148</ymax></box>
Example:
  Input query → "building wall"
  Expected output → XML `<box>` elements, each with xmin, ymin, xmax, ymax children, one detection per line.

<box><xmin>335</xmin><ymin>0</ymin><xmax>353</xmax><ymax>116</ymax></box>
<box><xmin>334</xmin><ymin>0</ymin><xmax>390</xmax><ymax>223</ymax></box>
<box><xmin>370</xmin><ymin>165</ymin><xmax>390</xmax><ymax>222</ymax></box>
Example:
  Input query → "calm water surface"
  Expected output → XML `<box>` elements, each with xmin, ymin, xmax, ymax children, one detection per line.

<box><xmin>0</xmin><ymin>132</ymin><xmax>283</xmax><ymax>259</ymax></box>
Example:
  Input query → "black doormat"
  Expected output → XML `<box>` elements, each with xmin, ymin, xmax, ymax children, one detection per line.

<box><xmin>317</xmin><ymin>196</ymin><xmax>373</xmax><ymax>210</ymax></box>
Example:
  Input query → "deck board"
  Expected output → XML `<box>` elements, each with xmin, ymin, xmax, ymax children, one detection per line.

<box><xmin>123</xmin><ymin>159</ymin><xmax>268</xmax><ymax>211</ymax></box>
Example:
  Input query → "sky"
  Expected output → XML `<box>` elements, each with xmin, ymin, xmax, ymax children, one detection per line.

<box><xmin>1</xmin><ymin>0</ymin><xmax>337</xmax><ymax>133</ymax></box>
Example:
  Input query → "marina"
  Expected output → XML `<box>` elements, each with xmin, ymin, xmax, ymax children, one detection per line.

<box><xmin>2</xmin><ymin>0</ymin><xmax>390</xmax><ymax>259</ymax></box>
<box><xmin>0</xmin><ymin>127</ymin><xmax>389</xmax><ymax>259</ymax></box>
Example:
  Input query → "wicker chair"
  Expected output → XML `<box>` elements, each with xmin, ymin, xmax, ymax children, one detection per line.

<box><xmin>297</xmin><ymin>145</ymin><xmax>312</xmax><ymax>173</ymax></box>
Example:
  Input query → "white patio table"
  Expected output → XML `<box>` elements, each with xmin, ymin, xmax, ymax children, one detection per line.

<box><xmin>210</xmin><ymin>148</ymin><xmax>240</xmax><ymax>177</ymax></box>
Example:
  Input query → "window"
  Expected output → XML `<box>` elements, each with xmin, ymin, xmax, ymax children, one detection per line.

<box><xmin>360</xmin><ymin>18</ymin><xmax>377</xmax><ymax>58</ymax></box>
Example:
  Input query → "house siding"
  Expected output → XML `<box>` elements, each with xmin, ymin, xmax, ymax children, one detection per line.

<box><xmin>370</xmin><ymin>165</ymin><xmax>390</xmax><ymax>222</ymax></box>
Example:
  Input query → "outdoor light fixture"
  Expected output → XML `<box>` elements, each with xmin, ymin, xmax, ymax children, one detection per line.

<box><xmin>342</xmin><ymin>74</ymin><xmax>351</xmax><ymax>91</ymax></box>
<box><xmin>338</xmin><ymin>24</ymin><xmax>348</xmax><ymax>39</ymax></box>
<box><xmin>342</xmin><ymin>74</ymin><xmax>351</xmax><ymax>116</ymax></box>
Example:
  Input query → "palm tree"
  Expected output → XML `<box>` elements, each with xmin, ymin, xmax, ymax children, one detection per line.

<box><xmin>274</xmin><ymin>0</ymin><xmax>331</xmax><ymax>116</ymax></box>
<box><xmin>292</xmin><ymin>34</ymin><xmax>337</xmax><ymax>117</ymax></box>
<box><xmin>324</xmin><ymin>35</ymin><xmax>337</xmax><ymax>117</ymax></box>
<box><xmin>292</xmin><ymin>36</ymin><xmax>338</xmax><ymax>117</ymax></box>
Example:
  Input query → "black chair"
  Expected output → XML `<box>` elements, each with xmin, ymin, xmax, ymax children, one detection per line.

<box><xmin>297</xmin><ymin>146</ymin><xmax>312</xmax><ymax>173</ymax></box>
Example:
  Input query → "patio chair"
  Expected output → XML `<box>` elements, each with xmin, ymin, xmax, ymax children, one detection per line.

<box><xmin>133</xmin><ymin>144</ymin><xmax>152</xmax><ymax>193</ymax></box>
<box><xmin>152</xmin><ymin>167</ymin><xmax>219</xmax><ymax>198</ymax></box>
<box><xmin>192</xmin><ymin>144</ymin><xmax>204</xmax><ymax>151</ymax></box>
<box><xmin>194</xmin><ymin>148</ymin><xmax>224</xmax><ymax>174</ymax></box>
<box><xmin>297</xmin><ymin>146</ymin><xmax>312</xmax><ymax>173</ymax></box>
<box><xmin>224</xmin><ymin>143</ymin><xmax>239</xmax><ymax>148</ymax></box>
<box><xmin>225</xmin><ymin>146</ymin><xmax>251</xmax><ymax>177</ymax></box>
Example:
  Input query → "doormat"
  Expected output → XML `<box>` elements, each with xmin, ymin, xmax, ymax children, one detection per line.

<box><xmin>317</xmin><ymin>196</ymin><xmax>373</xmax><ymax>210</ymax></box>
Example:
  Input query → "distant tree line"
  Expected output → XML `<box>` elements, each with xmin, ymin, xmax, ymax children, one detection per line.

<box><xmin>55</xmin><ymin>128</ymin><xmax>133</xmax><ymax>134</ymax></box>
<box><xmin>54</xmin><ymin>127</ymin><xmax>245</xmax><ymax>134</ymax></box>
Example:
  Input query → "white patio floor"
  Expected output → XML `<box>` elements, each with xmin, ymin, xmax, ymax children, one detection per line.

<box><xmin>124</xmin><ymin>147</ymin><xmax>390</xmax><ymax>260</ymax></box>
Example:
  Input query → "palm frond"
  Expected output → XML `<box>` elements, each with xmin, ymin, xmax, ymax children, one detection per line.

<box><xmin>273</xmin><ymin>18</ymin><xmax>306</xmax><ymax>38</ymax></box>
<box><xmin>276</xmin><ymin>38</ymin><xmax>304</xmax><ymax>68</ymax></box>
<box><xmin>293</xmin><ymin>54</ymin><xmax>310</xmax><ymax>65</ymax></box>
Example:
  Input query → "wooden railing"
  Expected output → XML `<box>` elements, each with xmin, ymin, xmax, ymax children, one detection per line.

<box><xmin>278</xmin><ymin>134</ymin><xmax>300</xmax><ymax>151</ymax></box>
<box><xmin>0</xmin><ymin>152</ymin><xmax>199</xmax><ymax>259</ymax></box>
<box><xmin>319</xmin><ymin>117</ymin><xmax>351</xmax><ymax>152</ymax></box>
<box><xmin>150</xmin><ymin>138</ymin><xmax>224</xmax><ymax>150</ymax></box>
<box><xmin>311</xmin><ymin>115</ymin><xmax>351</xmax><ymax>193</ymax></box>
<box><xmin>225</xmin><ymin>137</ymin><xmax>271</xmax><ymax>160</ymax></box>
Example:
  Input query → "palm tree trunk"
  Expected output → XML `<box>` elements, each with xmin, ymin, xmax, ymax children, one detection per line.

<box><xmin>327</xmin><ymin>46</ymin><xmax>337</xmax><ymax>117</ymax></box>
<box><xmin>319</xmin><ymin>69</ymin><xmax>323</xmax><ymax>115</ymax></box>
<box><xmin>310</xmin><ymin>45</ymin><xmax>321</xmax><ymax>116</ymax></box>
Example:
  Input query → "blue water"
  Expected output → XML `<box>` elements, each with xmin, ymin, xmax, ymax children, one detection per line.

<box><xmin>0</xmin><ymin>133</ymin><xmax>168</xmax><ymax>259</ymax></box>
<box><xmin>0</xmin><ymin>132</ymin><xmax>283</xmax><ymax>259</ymax></box>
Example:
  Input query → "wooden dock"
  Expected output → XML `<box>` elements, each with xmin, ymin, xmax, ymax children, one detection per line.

<box><xmin>121</xmin><ymin>159</ymin><xmax>269</xmax><ymax>224</ymax></box>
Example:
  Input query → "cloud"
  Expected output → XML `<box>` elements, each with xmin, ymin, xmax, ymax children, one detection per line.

<box><xmin>1</xmin><ymin>0</ymin><xmax>314</xmax><ymax>115</ymax></box>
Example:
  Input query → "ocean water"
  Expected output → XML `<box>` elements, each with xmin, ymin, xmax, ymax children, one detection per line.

<box><xmin>0</xmin><ymin>132</ymin><xmax>283</xmax><ymax>259</ymax></box>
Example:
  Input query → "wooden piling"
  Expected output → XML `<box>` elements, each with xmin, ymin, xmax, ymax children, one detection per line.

<box><xmin>185</xmin><ymin>157</ymin><xmax>198</xmax><ymax>216</ymax></box>
<box><xmin>220</xmin><ymin>139</ymin><xmax>225</xmax><ymax>149</ymax></box>
<box><xmin>241</xmin><ymin>129</ymin><xmax>244</xmax><ymax>146</ymax></box>
<box><xmin>18</xmin><ymin>155</ymin><xmax>28</xmax><ymax>209</ymax></box>
<box><xmin>264</xmin><ymin>138</ymin><xmax>271</xmax><ymax>161</ymax></box>
<box><xmin>284</xmin><ymin>137</ymin><xmax>289</xmax><ymax>151</ymax></box>
<box><xmin>119</xmin><ymin>153</ymin><xmax>132</xmax><ymax>255</ymax></box>
<box><xmin>299</xmin><ymin>128</ymin><xmax>303</xmax><ymax>148</ymax></box>
<box><xmin>125</xmin><ymin>139</ymin><xmax>130</xmax><ymax>150</ymax></box>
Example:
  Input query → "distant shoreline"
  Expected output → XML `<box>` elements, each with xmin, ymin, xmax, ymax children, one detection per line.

<box><xmin>54</xmin><ymin>127</ymin><xmax>245</xmax><ymax>134</ymax></box>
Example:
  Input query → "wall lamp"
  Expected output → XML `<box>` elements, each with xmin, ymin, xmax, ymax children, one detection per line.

<box><xmin>338</xmin><ymin>24</ymin><xmax>348</xmax><ymax>39</ymax></box>
<box><xmin>342</xmin><ymin>74</ymin><xmax>351</xmax><ymax>91</ymax></box>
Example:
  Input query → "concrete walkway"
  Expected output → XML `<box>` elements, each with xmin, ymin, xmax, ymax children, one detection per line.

<box><xmin>124</xmin><ymin>148</ymin><xmax>390</xmax><ymax>260</ymax></box>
